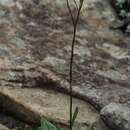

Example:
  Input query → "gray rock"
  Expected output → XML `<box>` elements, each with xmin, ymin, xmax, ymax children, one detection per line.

<box><xmin>100</xmin><ymin>103</ymin><xmax>130</xmax><ymax>130</ymax></box>
<box><xmin>0</xmin><ymin>86</ymin><xmax>100</xmax><ymax>129</ymax></box>
<box><xmin>0</xmin><ymin>0</ymin><xmax>14</xmax><ymax>7</ymax></box>
<box><xmin>0</xmin><ymin>124</ymin><xmax>10</xmax><ymax>130</ymax></box>
<box><xmin>96</xmin><ymin>69</ymin><xmax>127</xmax><ymax>81</ymax></box>
<box><xmin>96</xmin><ymin>43</ymin><xmax>130</xmax><ymax>60</ymax></box>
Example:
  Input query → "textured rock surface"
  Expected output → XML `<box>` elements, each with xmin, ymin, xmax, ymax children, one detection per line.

<box><xmin>101</xmin><ymin>103</ymin><xmax>130</xmax><ymax>130</ymax></box>
<box><xmin>0</xmin><ymin>86</ymin><xmax>109</xmax><ymax>130</ymax></box>
<box><xmin>0</xmin><ymin>0</ymin><xmax>130</xmax><ymax>130</ymax></box>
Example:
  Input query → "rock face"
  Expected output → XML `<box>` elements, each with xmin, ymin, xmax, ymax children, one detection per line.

<box><xmin>0</xmin><ymin>86</ymin><xmax>101</xmax><ymax>129</ymax></box>
<box><xmin>0</xmin><ymin>0</ymin><xmax>130</xmax><ymax>130</ymax></box>
<box><xmin>101</xmin><ymin>103</ymin><xmax>130</xmax><ymax>130</ymax></box>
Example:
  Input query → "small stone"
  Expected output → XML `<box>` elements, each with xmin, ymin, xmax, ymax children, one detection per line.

<box><xmin>100</xmin><ymin>103</ymin><xmax>130</xmax><ymax>130</ymax></box>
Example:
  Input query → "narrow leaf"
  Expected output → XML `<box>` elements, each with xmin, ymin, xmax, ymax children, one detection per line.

<box><xmin>45</xmin><ymin>120</ymin><xmax>57</xmax><ymax>130</ymax></box>
<box><xmin>40</xmin><ymin>118</ymin><xmax>48</xmax><ymax>130</ymax></box>
<box><xmin>86</xmin><ymin>127</ymin><xmax>94</xmax><ymax>130</ymax></box>
<box><xmin>71</xmin><ymin>107</ymin><xmax>79</xmax><ymax>127</ymax></box>
<box><xmin>40</xmin><ymin>119</ymin><xmax>48</xmax><ymax>130</ymax></box>
<box><xmin>40</xmin><ymin>119</ymin><xmax>57</xmax><ymax>130</ymax></box>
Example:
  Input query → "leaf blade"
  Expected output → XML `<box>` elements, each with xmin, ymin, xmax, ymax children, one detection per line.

<box><xmin>86</xmin><ymin>127</ymin><xmax>94</xmax><ymax>130</ymax></box>
<box><xmin>45</xmin><ymin>120</ymin><xmax>57</xmax><ymax>130</ymax></box>
<box><xmin>71</xmin><ymin>107</ymin><xmax>79</xmax><ymax>127</ymax></box>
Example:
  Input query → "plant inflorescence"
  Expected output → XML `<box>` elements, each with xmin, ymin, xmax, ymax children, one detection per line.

<box><xmin>37</xmin><ymin>0</ymin><xmax>94</xmax><ymax>130</ymax></box>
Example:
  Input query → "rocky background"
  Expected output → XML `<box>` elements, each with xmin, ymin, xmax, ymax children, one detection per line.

<box><xmin>0</xmin><ymin>0</ymin><xmax>130</xmax><ymax>130</ymax></box>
